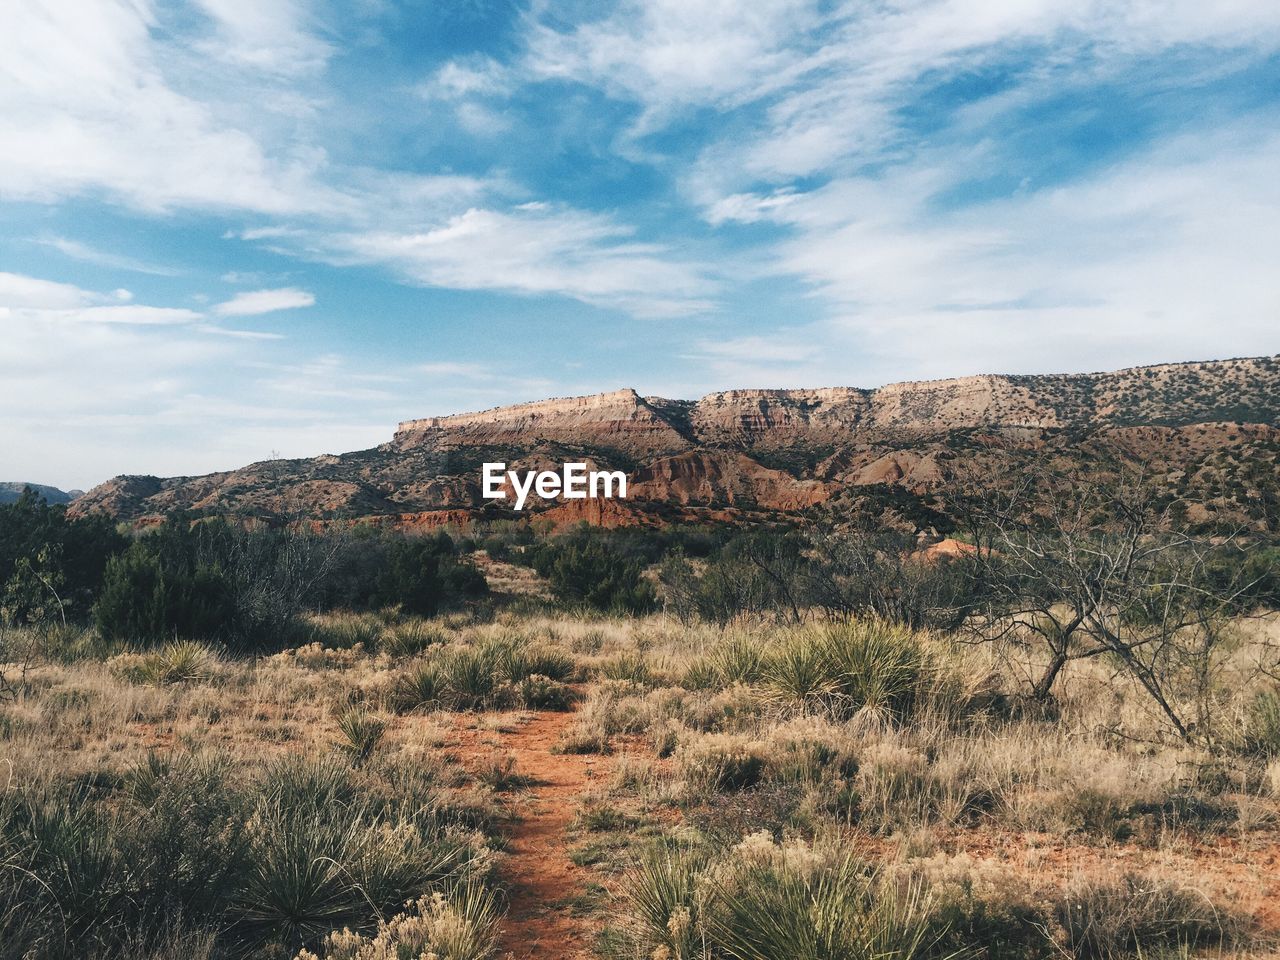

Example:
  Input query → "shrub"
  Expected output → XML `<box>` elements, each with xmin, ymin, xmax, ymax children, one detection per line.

<box><xmin>393</xmin><ymin>660</ymin><xmax>447</xmax><ymax>713</ymax></box>
<box><xmin>238</xmin><ymin>762</ymin><xmax>475</xmax><ymax>953</ymax></box>
<box><xmin>765</xmin><ymin>635</ymin><xmax>838</xmax><ymax>707</ymax></box>
<box><xmin>529</xmin><ymin>533</ymin><xmax>657</xmax><ymax>615</ymax></box>
<box><xmin>312</xmin><ymin>614</ymin><xmax>383</xmax><ymax>650</ymax></box>
<box><xmin>1243</xmin><ymin>688</ymin><xmax>1280</xmax><ymax>757</ymax></box>
<box><xmin>820</xmin><ymin>620</ymin><xmax>926</xmax><ymax>717</ymax></box>
<box><xmin>619</xmin><ymin>838</ymin><xmax>945</xmax><ymax>960</ymax></box>
<box><xmin>517</xmin><ymin>674</ymin><xmax>577</xmax><ymax>710</ymax></box>
<box><xmin>373</xmin><ymin>535</ymin><xmax>488</xmax><ymax>617</ymax></box>
<box><xmin>678</xmin><ymin>734</ymin><xmax>769</xmax><ymax>792</ymax></box>
<box><xmin>381</xmin><ymin>620</ymin><xmax>449</xmax><ymax>657</ymax></box>
<box><xmin>621</xmin><ymin>846</ymin><xmax>708</xmax><ymax>960</ymax></box>
<box><xmin>293</xmin><ymin>882</ymin><xmax>500</xmax><ymax>960</ymax></box>
<box><xmin>440</xmin><ymin>647</ymin><xmax>500</xmax><ymax>709</ymax></box>
<box><xmin>95</xmin><ymin>544</ymin><xmax>236</xmax><ymax>644</ymax></box>
<box><xmin>1055</xmin><ymin>874</ymin><xmax>1237</xmax><ymax>957</ymax></box>
<box><xmin>114</xmin><ymin>640</ymin><xmax>221</xmax><ymax>685</ymax></box>
<box><xmin>334</xmin><ymin>706</ymin><xmax>387</xmax><ymax>768</ymax></box>
<box><xmin>707</xmin><ymin>855</ymin><xmax>937</xmax><ymax>960</ymax></box>
<box><xmin>713</xmin><ymin>636</ymin><xmax>767</xmax><ymax>685</ymax></box>
<box><xmin>599</xmin><ymin>650</ymin><xmax>653</xmax><ymax>685</ymax></box>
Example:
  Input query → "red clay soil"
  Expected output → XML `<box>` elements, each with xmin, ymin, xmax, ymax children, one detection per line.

<box><xmin>449</xmin><ymin>705</ymin><xmax>602</xmax><ymax>960</ymax></box>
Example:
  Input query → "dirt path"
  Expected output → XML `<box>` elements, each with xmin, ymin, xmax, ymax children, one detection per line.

<box><xmin>449</xmin><ymin>706</ymin><xmax>601</xmax><ymax>960</ymax></box>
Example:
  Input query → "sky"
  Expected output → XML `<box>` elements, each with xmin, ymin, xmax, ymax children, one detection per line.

<box><xmin>3</xmin><ymin>1</ymin><xmax>1279</xmax><ymax>490</ymax></box>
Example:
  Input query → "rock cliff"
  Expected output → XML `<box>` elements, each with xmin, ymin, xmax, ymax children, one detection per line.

<box><xmin>71</xmin><ymin>354</ymin><xmax>1280</xmax><ymax>529</ymax></box>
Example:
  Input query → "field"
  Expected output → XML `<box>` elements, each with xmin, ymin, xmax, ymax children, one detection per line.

<box><xmin>3</xmin><ymin>557</ymin><xmax>1280</xmax><ymax>960</ymax></box>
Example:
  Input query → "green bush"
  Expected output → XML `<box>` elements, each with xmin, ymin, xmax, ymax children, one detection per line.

<box><xmin>95</xmin><ymin>544</ymin><xmax>236</xmax><ymax>644</ymax></box>
<box><xmin>393</xmin><ymin>660</ymin><xmax>447</xmax><ymax>712</ymax></box>
<box><xmin>528</xmin><ymin>531</ymin><xmax>656</xmax><ymax>615</ymax></box>
<box><xmin>621</xmin><ymin>847</ymin><xmax>708</xmax><ymax>960</ymax></box>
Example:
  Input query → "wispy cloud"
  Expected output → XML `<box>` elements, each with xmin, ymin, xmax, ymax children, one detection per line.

<box><xmin>213</xmin><ymin>287</ymin><xmax>315</xmax><ymax>316</ymax></box>
<box><xmin>335</xmin><ymin>205</ymin><xmax>716</xmax><ymax>318</ymax></box>
<box><xmin>191</xmin><ymin>0</ymin><xmax>332</xmax><ymax>76</ymax></box>
<box><xmin>0</xmin><ymin>0</ymin><xmax>344</xmax><ymax>214</ymax></box>
<box><xmin>32</xmin><ymin>235</ymin><xmax>182</xmax><ymax>276</ymax></box>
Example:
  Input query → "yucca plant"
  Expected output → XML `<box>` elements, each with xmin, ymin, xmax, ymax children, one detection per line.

<box><xmin>313</xmin><ymin>614</ymin><xmax>383</xmax><ymax>650</ymax></box>
<box><xmin>237</xmin><ymin>802</ymin><xmax>374</xmax><ymax>949</ymax></box>
<box><xmin>765</xmin><ymin>635</ymin><xmax>838</xmax><ymax>708</ymax></box>
<box><xmin>820</xmin><ymin>620</ymin><xmax>927</xmax><ymax>719</ymax></box>
<box><xmin>520</xmin><ymin>645</ymin><xmax>576</xmax><ymax>681</ymax></box>
<box><xmin>600</xmin><ymin>650</ymin><xmax>653</xmax><ymax>684</ymax></box>
<box><xmin>381</xmin><ymin>620</ymin><xmax>449</xmax><ymax>658</ymax></box>
<box><xmin>441</xmin><ymin>646</ymin><xmax>499</xmax><ymax>709</ymax></box>
<box><xmin>141</xmin><ymin>639</ymin><xmax>218</xmax><ymax>684</ymax></box>
<box><xmin>1244</xmin><ymin>688</ymin><xmax>1280</xmax><ymax>757</ymax></box>
<box><xmin>334</xmin><ymin>706</ymin><xmax>386</xmax><ymax>768</ymax></box>
<box><xmin>682</xmin><ymin>657</ymin><xmax>722</xmax><ymax>691</ymax></box>
<box><xmin>238</xmin><ymin>786</ymin><xmax>471</xmax><ymax>952</ymax></box>
<box><xmin>713</xmin><ymin>636</ymin><xmax>766</xmax><ymax>685</ymax></box>
<box><xmin>300</xmin><ymin>877</ymin><xmax>500</xmax><ymax>960</ymax></box>
<box><xmin>707</xmin><ymin>858</ymin><xmax>942</xmax><ymax>960</ymax></box>
<box><xmin>622</xmin><ymin>846</ymin><xmax>709</xmax><ymax>960</ymax></box>
<box><xmin>393</xmin><ymin>660</ymin><xmax>446</xmax><ymax>713</ymax></box>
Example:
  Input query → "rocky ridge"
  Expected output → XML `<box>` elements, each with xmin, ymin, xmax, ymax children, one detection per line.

<box><xmin>71</xmin><ymin>355</ymin><xmax>1280</xmax><ymax>530</ymax></box>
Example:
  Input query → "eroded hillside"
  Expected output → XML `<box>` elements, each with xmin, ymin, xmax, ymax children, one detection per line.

<box><xmin>71</xmin><ymin>355</ymin><xmax>1280</xmax><ymax>530</ymax></box>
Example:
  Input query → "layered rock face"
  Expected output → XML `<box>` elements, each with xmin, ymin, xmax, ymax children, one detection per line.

<box><xmin>71</xmin><ymin>355</ymin><xmax>1280</xmax><ymax>527</ymax></box>
<box><xmin>394</xmin><ymin>388</ymin><xmax>692</xmax><ymax>458</ymax></box>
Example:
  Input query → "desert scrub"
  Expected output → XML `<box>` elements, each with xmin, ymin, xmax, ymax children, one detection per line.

<box><xmin>1243</xmin><ymin>688</ymin><xmax>1280</xmax><ymax>756</ymax></box>
<box><xmin>308</xmin><ymin>612</ymin><xmax>384</xmax><ymax>651</ymax></box>
<box><xmin>619</xmin><ymin>845</ymin><xmax>710</xmax><ymax>960</ymax></box>
<box><xmin>763</xmin><ymin>620</ymin><xmax>932</xmax><ymax>721</ymax></box>
<box><xmin>1055</xmin><ymin>873</ymin><xmax>1241</xmax><ymax>958</ymax></box>
<box><xmin>677</xmin><ymin>732</ymin><xmax>770</xmax><ymax>793</ymax></box>
<box><xmin>292</xmin><ymin>880</ymin><xmax>500</xmax><ymax>960</ymax></box>
<box><xmin>388</xmin><ymin>633</ymin><xmax>581</xmax><ymax>713</ymax></box>
<box><xmin>108</xmin><ymin>639</ymin><xmax>223</xmax><ymax>685</ymax></box>
<box><xmin>379</xmin><ymin>619</ymin><xmax>450</xmax><ymax>658</ymax></box>
<box><xmin>0</xmin><ymin>752</ymin><xmax>495</xmax><ymax>959</ymax></box>
<box><xmin>890</xmin><ymin>852</ymin><xmax>1052</xmax><ymax>959</ymax></box>
<box><xmin>598</xmin><ymin>649</ymin><xmax>656</xmax><ymax>685</ymax></box>
<box><xmin>618</xmin><ymin>835</ymin><xmax>945</xmax><ymax>960</ymax></box>
<box><xmin>333</xmin><ymin>705</ymin><xmax>387</xmax><ymax>767</ymax></box>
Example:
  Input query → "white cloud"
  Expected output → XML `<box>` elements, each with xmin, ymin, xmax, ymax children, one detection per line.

<box><xmin>0</xmin><ymin>0</ymin><xmax>342</xmax><ymax>214</ymax></box>
<box><xmin>32</xmin><ymin>236</ymin><xmax>182</xmax><ymax>276</ymax></box>
<box><xmin>235</xmin><ymin>226</ymin><xmax>307</xmax><ymax>241</ymax></box>
<box><xmin>334</xmin><ymin>205</ymin><xmax>716</xmax><ymax>318</ymax></box>
<box><xmin>213</xmin><ymin>287</ymin><xmax>315</xmax><ymax>316</ymax></box>
<box><xmin>191</xmin><ymin>0</ymin><xmax>332</xmax><ymax>75</ymax></box>
<box><xmin>692</xmin><ymin>123</ymin><xmax>1280</xmax><ymax>384</ymax></box>
<box><xmin>526</xmin><ymin>0</ymin><xmax>823</xmax><ymax>134</ymax></box>
<box><xmin>420</xmin><ymin>57</ymin><xmax>512</xmax><ymax>100</ymax></box>
<box><xmin>0</xmin><ymin>271</ymin><xmax>94</xmax><ymax>309</ymax></box>
<box><xmin>11</xmin><ymin>305</ymin><xmax>205</xmax><ymax>326</ymax></box>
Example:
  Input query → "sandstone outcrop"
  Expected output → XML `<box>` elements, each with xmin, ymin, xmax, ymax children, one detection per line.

<box><xmin>71</xmin><ymin>354</ymin><xmax>1280</xmax><ymax>529</ymax></box>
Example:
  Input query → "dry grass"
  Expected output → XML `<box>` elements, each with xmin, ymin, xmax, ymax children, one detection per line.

<box><xmin>3</xmin><ymin>610</ymin><xmax>1279</xmax><ymax>958</ymax></box>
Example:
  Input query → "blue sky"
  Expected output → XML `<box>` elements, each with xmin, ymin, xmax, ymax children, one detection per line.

<box><xmin>3</xmin><ymin>1</ymin><xmax>1279</xmax><ymax>489</ymax></box>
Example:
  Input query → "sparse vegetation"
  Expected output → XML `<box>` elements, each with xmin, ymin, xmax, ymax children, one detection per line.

<box><xmin>3</xmin><ymin>478</ymin><xmax>1279</xmax><ymax>959</ymax></box>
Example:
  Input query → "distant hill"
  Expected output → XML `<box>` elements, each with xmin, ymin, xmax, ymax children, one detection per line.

<box><xmin>0</xmin><ymin>482</ymin><xmax>82</xmax><ymax>506</ymax></box>
<box><xmin>71</xmin><ymin>354</ymin><xmax>1280</xmax><ymax>532</ymax></box>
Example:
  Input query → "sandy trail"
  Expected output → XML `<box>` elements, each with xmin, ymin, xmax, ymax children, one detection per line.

<box><xmin>450</xmin><ymin>705</ymin><xmax>600</xmax><ymax>960</ymax></box>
